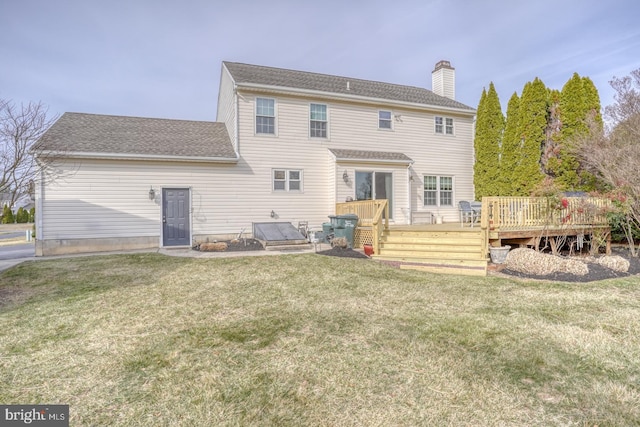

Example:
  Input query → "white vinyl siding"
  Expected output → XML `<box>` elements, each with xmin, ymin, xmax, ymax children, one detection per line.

<box><xmin>217</xmin><ymin>65</ymin><xmax>237</xmax><ymax>149</ymax></box>
<box><xmin>39</xmin><ymin>91</ymin><xmax>475</xmax><ymax>249</ymax></box>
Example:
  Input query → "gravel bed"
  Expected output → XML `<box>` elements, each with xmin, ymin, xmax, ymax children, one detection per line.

<box><xmin>500</xmin><ymin>247</ymin><xmax>640</xmax><ymax>282</ymax></box>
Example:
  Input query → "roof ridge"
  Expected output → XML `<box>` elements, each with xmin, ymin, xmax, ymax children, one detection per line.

<box><xmin>62</xmin><ymin>111</ymin><xmax>218</xmax><ymax>124</ymax></box>
<box><xmin>223</xmin><ymin>61</ymin><xmax>433</xmax><ymax>93</ymax></box>
<box><xmin>223</xmin><ymin>61</ymin><xmax>474</xmax><ymax>112</ymax></box>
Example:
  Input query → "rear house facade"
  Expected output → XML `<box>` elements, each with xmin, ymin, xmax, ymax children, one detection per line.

<box><xmin>35</xmin><ymin>60</ymin><xmax>476</xmax><ymax>255</ymax></box>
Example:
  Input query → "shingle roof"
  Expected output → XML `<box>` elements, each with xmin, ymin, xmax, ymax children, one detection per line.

<box><xmin>329</xmin><ymin>148</ymin><xmax>413</xmax><ymax>164</ymax></box>
<box><xmin>38</xmin><ymin>113</ymin><xmax>237</xmax><ymax>160</ymax></box>
<box><xmin>224</xmin><ymin>61</ymin><xmax>474</xmax><ymax>112</ymax></box>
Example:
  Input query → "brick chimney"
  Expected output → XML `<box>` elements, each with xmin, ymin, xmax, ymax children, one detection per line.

<box><xmin>431</xmin><ymin>60</ymin><xmax>455</xmax><ymax>100</ymax></box>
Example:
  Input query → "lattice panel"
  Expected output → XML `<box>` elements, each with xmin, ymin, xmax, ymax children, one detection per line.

<box><xmin>354</xmin><ymin>227</ymin><xmax>373</xmax><ymax>248</ymax></box>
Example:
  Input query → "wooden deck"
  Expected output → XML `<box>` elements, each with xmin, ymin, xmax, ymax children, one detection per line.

<box><xmin>336</xmin><ymin>197</ymin><xmax>612</xmax><ymax>277</ymax></box>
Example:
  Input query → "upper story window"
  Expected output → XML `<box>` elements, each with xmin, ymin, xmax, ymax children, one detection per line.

<box><xmin>379</xmin><ymin>110</ymin><xmax>392</xmax><ymax>129</ymax></box>
<box><xmin>424</xmin><ymin>175</ymin><xmax>453</xmax><ymax>206</ymax></box>
<box><xmin>273</xmin><ymin>169</ymin><xmax>302</xmax><ymax>192</ymax></box>
<box><xmin>256</xmin><ymin>98</ymin><xmax>275</xmax><ymax>134</ymax></box>
<box><xmin>435</xmin><ymin>116</ymin><xmax>454</xmax><ymax>135</ymax></box>
<box><xmin>310</xmin><ymin>103</ymin><xmax>327</xmax><ymax>138</ymax></box>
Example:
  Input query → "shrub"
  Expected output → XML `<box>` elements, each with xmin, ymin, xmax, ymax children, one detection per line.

<box><xmin>2</xmin><ymin>205</ymin><xmax>14</xmax><ymax>224</ymax></box>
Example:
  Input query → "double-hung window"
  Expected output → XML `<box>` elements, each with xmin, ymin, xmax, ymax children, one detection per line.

<box><xmin>435</xmin><ymin>116</ymin><xmax>454</xmax><ymax>135</ymax></box>
<box><xmin>256</xmin><ymin>98</ymin><xmax>275</xmax><ymax>134</ymax></box>
<box><xmin>310</xmin><ymin>103</ymin><xmax>327</xmax><ymax>138</ymax></box>
<box><xmin>273</xmin><ymin>169</ymin><xmax>302</xmax><ymax>192</ymax></box>
<box><xmin>379</xmin><ymin>110</ymin><xmax>392</xmax><ymax>129</ymax></box>
<box><xmin>424</xmin><ymin>175</ymin><xmax>453</xmax><ymax>206</ymax></box>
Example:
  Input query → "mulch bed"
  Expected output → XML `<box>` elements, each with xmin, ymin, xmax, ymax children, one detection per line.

<box><xmin>316</xmin><ymin>247</ymin><xmax>370</xmax><ymax>259</ymax></box>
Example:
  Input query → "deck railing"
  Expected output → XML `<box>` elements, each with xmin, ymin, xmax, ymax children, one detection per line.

<box><xmin>335</xmin><ymin>199</ymin><xmax>388</xmax><ymax>254</ymax></box>
<box><xmin>481</xmin><ymin>196</ymin><xmax>611</xmax><ymax>230</ymax></box>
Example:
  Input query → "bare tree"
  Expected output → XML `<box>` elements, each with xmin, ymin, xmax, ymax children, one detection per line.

<box><xmin>571</xmin><ymin>69</ymin><xmax>640</xmax><ymax>255</ymax></box>
<box><xmin>0</xmin><ymin>99</ymin><xmax>58</xmax><ymax>209</ymax></box>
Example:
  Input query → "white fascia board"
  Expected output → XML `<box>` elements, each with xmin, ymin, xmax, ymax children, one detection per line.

<box><xmin>38</xmin><ymin>150</ymin><xmax>240</xmax><ymax>164</ymax></box>
<box><xmin>236</xmin><ymin>83</ymin><xmax>476</xmax><ymax>116</ymax></box>
<box><xmin>333</xmin><ymin>157</ymin><xmax>414</xmax><ymax>165</ymax></box>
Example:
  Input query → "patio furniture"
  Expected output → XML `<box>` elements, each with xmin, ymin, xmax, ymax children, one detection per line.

<box><xmin>458</xmin><ymin>201</ymin><xmax>479</xmax><ymax>227</ymax></box>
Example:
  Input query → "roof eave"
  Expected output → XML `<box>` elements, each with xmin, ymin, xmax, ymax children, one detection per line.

<box><xmin>236</xmin><ymin>82</ymin><xmax>475</xmax><ymax>115</ymax></box>
<box><xmin>38</xmin><ymin>150</ymin><xmax>240</xmax><ymax>164</ymax></box>
<box><xmin>333</xmin><ymin>157</ymin><xmax>414</xmax><ymax>165</ymax></box>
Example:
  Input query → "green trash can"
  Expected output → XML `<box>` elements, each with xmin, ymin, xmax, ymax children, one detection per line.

<box><xmin>328</xmin><ymin>215</ymin><xmax>342</xmax><ymax>229</ymax></box>
<box><xmin>322</xmin><ymin>222</ymin><xmax>334</xmax><ymax>243</ymax></box>
<box><xmin>322</xmin><ymin>222</ymin><xmax>333</xmax><ymax>235</ymax></box>
<box><xmin>341</xmin><ymin>214</ymin><xmax>358</xmax><ymax>248</ymax></box>
<box><xmin>333</xmin><ymin>227</ymin><xmax>347</xmax><ymax>240</ymax></box>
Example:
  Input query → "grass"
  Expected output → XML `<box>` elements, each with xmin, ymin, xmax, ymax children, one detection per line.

<box><xmin>1</xmin><ymin>253</ymin><xmax>639</xmax><ymax>426</ymax></box>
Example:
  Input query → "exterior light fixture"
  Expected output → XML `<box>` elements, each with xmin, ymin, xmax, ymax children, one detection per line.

<box><xmin>270</xmin><ymin>210</ymin><xmax>276</xmax><ymax>218</ymax></box>
<box><xmin>148</xmin><ymin>186</ymin><xmax>155</xmax><ymax>200</ymax></box>
<box><xmin>343</xmin><ymin>170</ymin><xmax>349</xmax><ymax>183</ymax></box>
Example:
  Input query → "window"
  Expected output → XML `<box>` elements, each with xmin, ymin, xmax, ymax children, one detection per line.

<box><xmin>256</xmin><ymin>98</ymin><xmax>275</xmax><ymax>134</ymax></box>
<box><xmin>310</xmin><ymin>103</ymin><xmax>327</xmax><ymax>138</ymax></box>
<box><xmin>379</xmin><ymin>110</ymin><xmax>392</xmax><ymax>129</ymax></box>
<box><xmin>424</xmin><ymin>175</ymin><xmax>453</xmax><ymax>206</ymax></box>
<box><xmin>273</xmin><ymin>169</ymin><xmax>302</xmax><ymax>192</ymax></box>
<box><xmin>435</xmin><ymin>116</ymin><xmax>454</xmax><ymax>135</ymax></box>
<box><xmin>435</xmin><ymin>117</ymin><xmax>443</xmax><ymax>134</ymax></box>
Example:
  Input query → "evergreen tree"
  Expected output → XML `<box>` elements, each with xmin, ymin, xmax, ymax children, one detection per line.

<box><xmin>2</xmin><ymin>205</ymin><xmax>14</xmax><ymax>224</ymax></box>
<box><xmin>500</xmin><ymin>92</ymin><xmax>521</xmax><ymax>195</ymax></box>
<box><xmin>473</xmin><ymin>83</ymin><xmax>504</xmax><ymax>198</ymax></box>
<box><xmin>16</xmin><ymin>207</ymin><xmax>25</xmax><ymax>223</ymax></box>
<box><xmin>549</xmin><ymin>73</ymin><xmax>603</xmax><ymax>190</ymax></box>
<box><xmin>542</xmin><ymin>89</ymin><xmax>562</xmax><ymax>180</ymax></box>
<box><xmin>513</xmin><ymin>78</ymin><xmax>547</xmax><ymax>195</ymax></box>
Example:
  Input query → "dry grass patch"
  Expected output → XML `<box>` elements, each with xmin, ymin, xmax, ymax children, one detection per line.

<box><xmin>1</xmin><ymin>253</ymin><xmax>639</xmax><ymax>425</ymax></box>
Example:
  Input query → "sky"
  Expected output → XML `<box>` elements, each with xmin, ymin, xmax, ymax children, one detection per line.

<box><xmin>1</xmin><ymin>0</ymin><xmax>640</xmax><ymax>123</ymax></box>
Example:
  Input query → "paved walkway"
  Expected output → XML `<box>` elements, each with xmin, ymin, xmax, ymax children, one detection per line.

<box><xmin>0</xmin><ymin>244</ymin><xmax>325</xmax><ymax>274</ymax></box>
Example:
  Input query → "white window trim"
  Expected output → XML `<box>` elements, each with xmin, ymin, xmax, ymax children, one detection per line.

<box><xmin>378</xmin><ymin>110</ymin><xmax>393</xmax><ymax>130</ymax></box>
<box><xmin>272</xmin><ymin>169</ymin><xmax>303</xmax><ymax>192</ymax></box>
<box><xmin>434</xmin><ymin>116</ymin><xmax>454</xmax><ymax>135</ymax></box>
<box><xmin>309</xmin><ymin>103</ymin><xmax>329</xmax><ymax>139</ymax></box>
<box><xmin>423</xmin><ymin>175</ymin><xmax>454</xmax><ymax>207</ymax></box>
<box><xmin>255</xmin><ymin>97</ymin><xmax>277</xmax><ymax>136</ymax></box>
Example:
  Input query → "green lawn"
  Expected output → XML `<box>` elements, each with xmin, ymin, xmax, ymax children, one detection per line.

<box><xmin>1</xmin><ymin>253</ymin><xmax>639</xmax><ymax>426</ymax></box>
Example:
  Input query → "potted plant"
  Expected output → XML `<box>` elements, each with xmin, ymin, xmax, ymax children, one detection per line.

<box><xmin>489</xmin><ymin>245</ymin><xmax>511</xmax><ymax>264</ymax></box>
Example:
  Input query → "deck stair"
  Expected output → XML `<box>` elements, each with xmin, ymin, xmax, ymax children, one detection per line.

<box><xmin>372</xmin><ymin>227</ymin><xmax>488</xmax><ymax>276</ymax></box>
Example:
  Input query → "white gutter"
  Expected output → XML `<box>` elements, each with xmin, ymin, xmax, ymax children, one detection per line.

<box><xmin>407</xmin><ymin>164</ymin><xmax>412</xmax><ymax>225</ymax></box>
<box><xmin>38</xmin><ymin>151</ymin><xmax>239</xmax><ymax>163</ymax></box>
<box><xmin>236</xmin><ymin>83</ymin><xmax>476</xmax><ymax>116</ymax></box>
<box><xmin>333</xmin><ymin>157</ymin><xmax>414</xmax><ymax>165</ymax></box>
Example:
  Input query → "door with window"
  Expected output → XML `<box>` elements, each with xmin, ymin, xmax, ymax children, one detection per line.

<box><xmin>355</xmin><ymin>171</ymin><xmax>393</xmax><ymax>218</ymax></box>
<box><xmin>162</xmin><ymin>188</ymin><xmax>190</xmax><ymax>246</ymax></box>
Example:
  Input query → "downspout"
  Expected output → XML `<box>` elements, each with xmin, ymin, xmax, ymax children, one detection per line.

<box><xmin>234</xmin><ymin>83</ymin><xmax>240</xmax><ymax>156</ymax></box>
<box><xmin>35</xmin><ymin>160</ymin><xmax>44</xmax><ymax>255</ymax></box>
<box><xmin>407</xmin><ymin>164</ymin><xmax>412</xmax><ymax>225</ymax></box>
